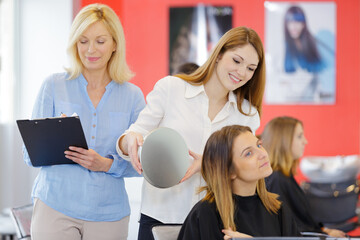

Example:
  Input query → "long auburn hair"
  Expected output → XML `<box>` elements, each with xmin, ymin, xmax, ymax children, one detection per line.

<box><xmin>200</xmin><ymin>125</ymin><xmax>280</xmax><ymax>230</ymax></box>
<box><xmin>175</xmin><ymin>26</ymin><xmax>266</xmax><ymax>117</ymax></box>
<box><xmin>261</xmin><ymin>116</ymin><xmax>303</xmax><ymax>176</ymax></box>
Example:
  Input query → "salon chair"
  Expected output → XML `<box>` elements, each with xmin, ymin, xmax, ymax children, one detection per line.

<box><xmin>151</xmin><ymin>224</ymin><xmax>182</xmax><ymax>240</ymax></box>
<box><xmin>300</xmin><ymin>155</ymin><xmax>360</xmax><ymax>232</ymax></box>
<box><xmin>9</xmin><ymin>204</ymin><xmax>32</xmax><ymax>240</ymax></box>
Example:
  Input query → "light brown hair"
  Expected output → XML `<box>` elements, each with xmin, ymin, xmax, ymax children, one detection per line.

<box><xmin>200</xmin><ymin>125</ymin><xmax>280</xmax><ymax>230</ymax></box>
<box><xmin>261</xmin><ymin>116</ymin><xmax>303</xmax><ymax>176</ymax></box>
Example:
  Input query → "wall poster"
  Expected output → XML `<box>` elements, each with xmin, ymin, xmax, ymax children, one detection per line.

<box><xmin>169</xmin><ymin>5</ymin><xmax>232</xmax><ymax>75</ymax></box>
<box><xmin>265</xmin><ymin>2</ymin><xmax>336</xmax><ymax>104</ymax></box>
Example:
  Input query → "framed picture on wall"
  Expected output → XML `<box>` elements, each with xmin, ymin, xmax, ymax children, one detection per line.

<box><xmin>264</xmin><ymin>2</ymin><xmax>336</xmax><ymax>105</ymax></box>
<box><xmin>169</xmin><ymin>5</ymin><xmax>232</xmax><ymax>75</ymax></box>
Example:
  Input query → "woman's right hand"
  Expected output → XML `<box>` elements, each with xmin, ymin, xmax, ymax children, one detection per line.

<box><xmin>121</xmin><ymin>131</ymin><xmax>144</xmax><ymax>174</ymax></box>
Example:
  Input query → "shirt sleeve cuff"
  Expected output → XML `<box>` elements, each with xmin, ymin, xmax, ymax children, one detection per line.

<box><xmin>106</xmin><ymin>153</ymin><xmax>124</xmax><ymax>175</ymax></box>
<box><xmin>116</xmin><ymin>134</ymin><xmax>131</xmax><ymax>161</ymax></box>
<box><xmin>106</xmin><ymin>153</ymin><xmax>140</xmax><ymax>178</ymax></box>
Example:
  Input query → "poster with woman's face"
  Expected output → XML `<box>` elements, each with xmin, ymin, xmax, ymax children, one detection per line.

<box><xmin>169</xmin><ymin>5</ymin><xmax>232</xmax><ymax>75</ymax></box>
<box><xmin>265</xmin><ymin>2</ymin><xmax>336</xmax><ymax>104</ymax></box>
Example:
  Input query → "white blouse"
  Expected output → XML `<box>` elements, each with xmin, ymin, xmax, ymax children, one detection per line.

<box><xmin>116</xmin><ymin>76</ymin><xmax>260</xmax><ymax>223</ymax></box>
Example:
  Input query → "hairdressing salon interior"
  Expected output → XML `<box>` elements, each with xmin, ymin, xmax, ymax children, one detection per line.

<box><xmin>0</xmin><ymin>0</ymin><xmax>359</xmax><ymax>239</ymax></box>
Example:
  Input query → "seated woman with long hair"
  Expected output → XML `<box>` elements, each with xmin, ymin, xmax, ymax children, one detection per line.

<box><xmin>177</xmin><ymin>125</ymin><xmax>300</xmax><ymax>240</ymax></box>
<box><xmin>262</xmin><ymin>116</ymin><xmax>346</xmax><ymax>238</ymax></box>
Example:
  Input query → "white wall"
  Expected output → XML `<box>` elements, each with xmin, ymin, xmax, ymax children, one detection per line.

<box><xmin>17</xmin><ymin>0</ymin><xmax>72</xmax><ymax>119</ymax></box>
<box><xmin>125</xmin><ymin>177</ymin><xmax>143</xmax><ymax>239</ymax></box>
<box><xmin>0</xmin><ymin>0</ymin><xmax>72</xmax><ymax>210</ymax></box>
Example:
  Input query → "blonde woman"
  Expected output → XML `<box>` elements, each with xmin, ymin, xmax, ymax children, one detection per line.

<box><xmin>24</xmin><ymin>4</ymin><xmax>145</xmax><ymax>240</ymax></box>
<box><xmin>263</xmin><ymin>116</ymin><xmax>346</xmax><ymax>238</ymax></box>
<box><xmin>117</xmin><ymin>26</ymin><xmax>266</xmax><ymax>239</ymax></box>
<box><xmin>178</xmin><ymin>125</ymin><xmax>300</xmax><ymax>239</ymax></box>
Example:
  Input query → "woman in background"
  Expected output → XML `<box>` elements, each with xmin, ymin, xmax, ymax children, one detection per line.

<box><xmin>263</xmin><ymin>116</ymin><xmax>346</xmax><ymax>238</ymax></box>
<box><xmin>176</xmin><ymin>62</ymin><xmax>199</xmax><ymax>74</ymax></box>
<box><xmin>117</xmin><ymin>26</ymin><xmax>266</xmax><ymax>240</ymax></box>
<box><xmin>24</xmin><ymin>4</ymin><xmax>145</xmax><ymax>240</ymax></box>
<box><xmin>178</xmin><ymin>125</ymin><xmax>300</xmax><ymax>239</ymax></box>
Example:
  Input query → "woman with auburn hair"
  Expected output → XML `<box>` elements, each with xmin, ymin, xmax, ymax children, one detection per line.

<box><xmin>263</xmin><ymin>116</ymin><xmax>346</xmax><ymax>238</ymax></box>
<box><xmin>24</xmin><ymin>4</ymin><xmax>145</xmax><ymax>240</ymax></box>
<box><xmin>178</xmin><ymin>26</ymin><xmax>266</xmax><ymax>117</ymax></box>
<box><xmin>117</xmin><ymin>26</ymin><xmax>266</xmax><ymax>239</ymax></box>
<box><xmin>178</xmin><ymin>125</ymin><xmax>300</xmax><ymax>239</ymax></box>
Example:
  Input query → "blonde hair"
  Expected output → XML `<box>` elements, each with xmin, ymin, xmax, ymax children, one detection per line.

<box><xmin>175</xmin><ymin>26</ymin><xmax>266</xmax><ymax>117</ymax></box>
<box><xmin>200</xmin><ymin>125</ymin><xmax>280</xmax><ymax>230</ymax></box>
<box><xmin>261</xmin><ymin>116</ymin><xmax>303</xmax><ymax>176</ymax></box>
<box><xmin>66</xmin><ymin>3</ymin><xmax>133</xmax><ymax>83</ymax></box>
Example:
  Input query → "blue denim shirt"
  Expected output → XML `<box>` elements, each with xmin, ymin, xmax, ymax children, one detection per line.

<box><xmin>23</xmin><ymin>72</ymin><xmax>145</xmax><ymax>221</ymax></box>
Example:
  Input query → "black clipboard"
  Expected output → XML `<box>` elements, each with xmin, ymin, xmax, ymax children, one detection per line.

<box><xmin>16</xmin><ymin>116</ymin><xmax>88</xmax><ymax>167</ymax></box>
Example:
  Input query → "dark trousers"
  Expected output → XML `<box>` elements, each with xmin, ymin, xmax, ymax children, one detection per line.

<box><xmin>137</xmin><ymin>214</ymin><xmax>164</xmax><ymax>240</ymax></box>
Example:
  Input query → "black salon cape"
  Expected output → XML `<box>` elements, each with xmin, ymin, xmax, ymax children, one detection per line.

<box><xmin>266</xmin><ymin>171</ymin><xmax>323</xmax><ymax>233</ymax></box>
<box><xmin>177</xmin><ymin>194</ymin><xmax>300</xmax><ymax>240</ymax></box>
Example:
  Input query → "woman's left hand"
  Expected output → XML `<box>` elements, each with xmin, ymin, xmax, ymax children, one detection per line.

<box><xmin>222</xmin><ymin>228</ymin><xmax>253</xmax><ymax>239</ymax></box>
<box><xmin>322</xmin><ymin>228</ymin><xmax>347</xmax><ymax>238</ymax></box>
<box><xmin>65</xmin><ymin>146</ymin><xmax>113</xmax><ymax>172</ymax></box>
<box><xmin>180</xmin><ymin>150</ymin><xmax>202</xmax><ymax>183</ymax></box>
